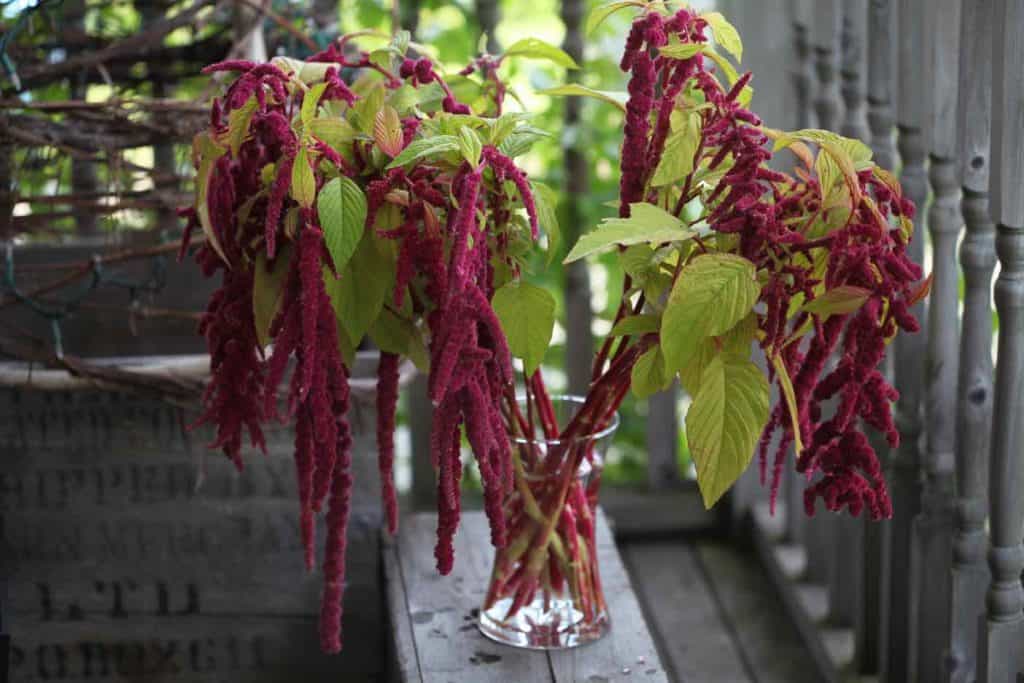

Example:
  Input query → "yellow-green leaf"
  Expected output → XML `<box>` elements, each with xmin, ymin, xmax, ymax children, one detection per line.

<box><xmin>227</xmin><ymin>95</ymin><xmax>258</xmax><ymax>156</ymax></box>
<box><xmin>253</xmin><ymin>245</ymin><xmax>292</xmax><ymax>348</ymax></box>
<box><xmin>309</xmin><ymin>117</ymin><xmax>356</xmax><ymax>152</ymax></box>
<box><xmin>564</xmin><ymin>203</ymin><xmax>694</xmax><ymax>263</ymax></box>
<box><xmin>492</xmin><ymin>281</ymin><xmax>556</xmax><ymax>375</ymax></box>
<box><xmin>771</xmin><ymin>353</ymin><xmax>804</xmax><ymax>455</ymax></box>
<box><xmin>326</xmin><ymin>229</ymin><xmax>396</xmax><ymax>345</ymax></box>
<box><xmin>610</xmin><ymin>314</ymin><xmax>660</xmax><ymax>337</ymax></box>
<box><xmin>802</xmin><ymin>285</ymin><xmax>871</xmax><ymax>318</ymax></box>
<box><xmin>540</xmin><ymin>84</ymin><xmax>628</xmax><ymax>112</ymax></box>
<box><xmin>532</xmin><ymin>181</ymin><xmax>561</xmax><ymax>262</ymax></box>
<box><xmin>658</xmin><ymin>43</ymin><xmax>703</xmax><ymax>60</ymax></box>
<box><xmin>192</xmin><ymin>131</ymin><xmax>228</xmax><ymax>264</ymax></box>
<box><xmin>586</xmin><ymin>0</ymin><xmax>645</xmax><ymax>34</ymax></box>
<box><xmin>290</xmin><ymin>146</ymin><xmax>316</xmax><ymax>208</ymax></box>
<box><xmin>702</xmin><ymin>11</ymin><xmax>743</xmax><ymax>62</ymax></box>
<box><xmin>651</xmin><ymin>110</ymin><xmax>701</xmax><ymax>186</ymax></box>
<box><xmin>457</xmin><ymin>125</ymin><xmax>483</xmax><ymax>167</ymax></box>
<box><xmin>686</xmin><ymin>353</ymin><xmax>769</xmax><ymax>508</ymax></box>
<box><xmin>503</xmin><ymin>37</ymin><xmax>579</xmax><ymax>69</ymax></box>
<box><xmin>661</xmin><ymin>253</ymin><xmax>761</xmax><ymax>376</ymax></box>
<box><xmin>386</xmin><ymin>135</ymin><xmax>460</xmax><ymax>168</ymax></box>
<box><xmin>301</xmin><ymin>82</ymin><xmax>328</xmax><ymax>129</ymax></box>
<box><xmin>631</xmin><ymin>346</ymin><xmax>672</xmax><ymax>399</ymax></box>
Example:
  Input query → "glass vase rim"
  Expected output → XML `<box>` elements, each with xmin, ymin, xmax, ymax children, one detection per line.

<box><xmin>510</xmin><ymin>394</ymin><xmax>620</xmax><ymax>446</ymax></box>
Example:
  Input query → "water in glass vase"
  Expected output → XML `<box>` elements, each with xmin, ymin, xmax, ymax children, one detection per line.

<box><xmin>478</xmin><ymin>396</ymin><xmax>618</xmax><ymax>650</ymax></box>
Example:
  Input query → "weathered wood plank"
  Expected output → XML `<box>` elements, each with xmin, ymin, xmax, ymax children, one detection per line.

<box><xmin>694</xmin><ymin>542</ymin><xmax>814</xmax><ymax>682</ymax></box>
<box><xmin>387</xmin><ymin>511</ymin><xmax>668</xmax><ymax>683</ymax></box>
<box><xmin>623</xmin><ymin>542</ymin><xmax>751</xmax><ymax>683</ymax></box>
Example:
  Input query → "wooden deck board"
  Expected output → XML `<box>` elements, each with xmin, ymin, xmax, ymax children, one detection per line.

<box><xmin>622</xmin><ymin>541</ymin><xmax>753</xmax><ymax>683</ymax></box>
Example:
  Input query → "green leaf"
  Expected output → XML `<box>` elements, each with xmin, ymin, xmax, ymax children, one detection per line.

<box><xmin>658</xmin><ymin>43</ymin><xmax>703</xmax><ymax>60</ymax></box>
<box><xmin>702</xmin><ymin>46</ymin><xmax>739</xmax><ymax>85</ymax></box>
<box><xmin>192</xmin><ymin>132</ymin><xmax>228</xmax><ymax>264</ymax></box>
<box><xmin>290</xmin><ymin>146</ymin><xmax>316</xmax><ymax>208</ymax></box>
<box><xmin>326</xmin><ymin>230</ymin><xmax>396</xmax><ymax>345</ymax></box>
<box><xmin>540</xmin><ymin>84</ymin><xmax>628</xmax><ymax>112</ymax></box>
<box><xmin>369</xmin><ymin>307</ymin><xmax>417</xmax><ymax>355</ymax></box>
<box><xmin>300</xmin><ymin>82</ymin><xmax>328</xmax><ymax>129</ymax></box>
<box><xmin>650</xmin><ymin>110</ymin><xmax>700</xmax><ymax>186</ymax></box>
<box><xmin>686</xmin><ymin>353</ymin><xmax>770</xmax><ymax>508</ymax></box>
<box><xmin>620</xmin><ymin>244</ymin><xmax>658</xmax><ymax>279</ymax></box>
<box><xmin>498</xmin><ymin>125</ymin><xmax>550</xmax><ymax>157</ymax></box>
<box><xmin>661</xmin><ymin>253</ymin><xmax>761</xmax><ymax>375</ymax></box>
<box><xmin>770</xmin><ymin>353</ymin><xmax>804</xmax><ymax>455</ymax></box>
<box><xmin>586</xmin><ymin>0</ymin><xmax>644</xmax><ymax>34</ymax></box>
<box><xmin>702</xmin><ymin>11</ymin><xmax>743</xmax><ymax>62</ymax></box>
<box><xmin>503</xmin><ymin>37</ymin><xmax>579</xmax><ymax>69</ymax></box>
<box><xmin>317</xmin><ymin>176</ymin><xmax>367</xmax><ymax>273</ymax></box>
<box><xmin>492</xmin><ymin>281</ymin><xmax>556</xmax><ymax>375</ymax></box>
<box><xmin>631</xmin><ymin>346</ymin><xmax>672</xmax><ymax>399</ymax></box>
<box><xmin>353</xmin><ymin>84</ymin><xmax>386</xmax><ymax>134</ymax></box>
<box><xmin>564</xmin><ymin>203</ymin><xmax>694</xmax><ymax>263</ymax></box>
<box><xmin>458</xmin><ymin>126</ymin><xmax>483</xmax><ymax>167</ymax></box>
<box><xmin>801</xmin><ymin>285</ymin><xmax>872</xmax><ymax>318</ymax></box>
<box><xmin>226</xmin><ymin>95</ymin><xmax>258</xmax><ymax>156</ymax></box>
<box><xmin>386</xmin><ymin>135</ymin><xmax>460</xmax><ymax>168</ymax></box>
<box><xmin>253</xmin><ymin>245</ymin><xmax>292</xmax><ymax>348</ymax></box>
<box><xmin>309</xmin><ymin>117</ymin><xmax>357</xmax><ymax>150</ymax></box>
<box><xmin>532</xmin><ymin>181</ymin><xmax>561</xmax><ymax>262</ymax></box>
<box><xmin>610</xmin><ymin>314</ymin><xmax>660</xmax><ymax>337</ymax></box>
<box><xmin>374</xmin><ymin>104</ymin><xmax>404</xmax><ymax>157</ymax></box>
<box><xmin>677</xmin><ymin>313</ymin><xmax>757</xmax><ymax>397</ymax></box>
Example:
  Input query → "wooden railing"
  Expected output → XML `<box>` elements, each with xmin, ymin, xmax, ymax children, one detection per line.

<box><xmin>739</xmin><ymin>1</ymin><xmax>1024</xmax><ymax>681</ymax></box>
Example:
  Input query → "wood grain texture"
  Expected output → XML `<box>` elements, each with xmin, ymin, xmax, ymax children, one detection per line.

<box><xmin>839</xmin><ymin>0</ymin><xmax>869</xmax><ymax>141</ymax></box>
<box><xmin>811</xmin><ymin>0</ymin><xmax>841</xmax><ymax>131</ymax></box>
<box><xmin>990</xmin><ymin>0</ymin><xmax>1024</xmax><ymax>226</ymax></box>
<box><xmin>694</xmin><ymin>542</ymin><xmax>816</xmax><ymax>682</ymax></box>
<box><xmin>950</xmin><ymin>4</ymin><xmax>996</xmax><ymax>682</ymax></box>
<box><xmin>623</xmin><ymin>542</ymin><xmax>750</xmax><ymax>683</ymax></box>
<box><xmin>386</xmin><ymin>511</ymin><xmax>668</xmax><ymax>683</ymax></box>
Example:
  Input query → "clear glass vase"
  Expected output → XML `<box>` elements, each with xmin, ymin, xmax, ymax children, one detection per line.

<box><xmin>478</xmin><ymin>395</ymin><xmax>619</xmax><ymax>650</ymax></box>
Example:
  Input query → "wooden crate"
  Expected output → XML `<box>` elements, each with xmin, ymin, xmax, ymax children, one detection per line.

<box><xmin>1</xmin><ymin>375</ymin><xmax>387</xmax><ymax>682</ymax></box>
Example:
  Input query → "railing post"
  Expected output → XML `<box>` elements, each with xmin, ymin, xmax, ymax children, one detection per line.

<box><xmin>791</xmin><ymin>0</ymin><xmax>814</xmax><ymax>130</ymax></box>
<box><xmin>883</xmin><ymin>1</ymin><xmax>930</xmax><ymax>681</ymax></box>
<box><xmin>979</xmin><ymin>0</ymin><xmax>1024</xmax><ymax>680</ymax></box>
<box><xmin>811</xmin><ymin>0</ymin><xmax>841</xmax><ymax>132</ymax></box>
<box><xmin>910</xmin><ymin>2</ymin><xmax>963</xmax><ymax>681</ymax></box>
<box><xmin>830</xmin><ymin>0</ymin><xmax>868</xmax><ymax>632</ymax></box>
<box><xmin>949</xmin><ymin>2</ymin><xmax>996</xmax><ymax>682</ymax></box>
<box><xmin>861</xmin><ymin>3</ymin><xmax>898</xmax><ymax>674</ymax></box>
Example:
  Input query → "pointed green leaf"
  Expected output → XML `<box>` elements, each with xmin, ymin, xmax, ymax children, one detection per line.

<box><xmin>801</xmin><ymin>285</ymin><xmax>872</xmax><ymax>318</ymax></box>
<box><xmin>702</xmin><ymin>11</ymin><xmax>743</xmax><ymax>62</ymax></box>
<box><xmin>290</xmin><ymin>147</ymin><xmax>316</xmax><ymax>208</ymax></box>
<box><xmin>610</xmin><ymin>314</ymin><xmax>660</xmax><ymax>337</ymax></box>
<box><xmin>193</xmin><ymin>132</ymin><xmax>229</xmax><ymax>264</ymax></box>
<box><xmin>651</xmin><ymin>110</ymin><xmax>701</xmax><ymax>186</ymax></box>
<box><xmin>564</xmin><ymin>203</ymin><xmax>694</xmax><ymax>263</ymax></box>
<box><xmin>492</xmin><ymin>281</ymin><xmax>556</xmax><ymax>375</ymax></box>
<box><xmin>661</xmin><ymin>253</ymin><xmax>761</xmax><ymax>375</ymax></box>
<box><xmin>686</xmin><ymin>353</ymin><xmax>769</xmax><ymax>508</ymax></box>
<box><xmin>226</xmin><ymin>95</ymin><xmax>258</xmax><ymax>156</ymax></box>
<box><xmin>309</xmin><ymin>117</ymin><xmax>357</xmax><ymax>151</ymax></box>
<box><xmin>658</xmin><ymin>43</ymin><xmax>703</xmax><ymax>60</ymax></box>
<box><xmin>317</xmin><ymin>176</ymin><xmax>367</xmax><ymax>273</ymax></box>
<box><xmin>386</xmin><ymin>135</ymin><xmax>460</xmax><ymax>168</ymax></box>
<box><xmin>300</xmin><ymin>82</ymin><xmax>328</xmax><ymax>129</ymax></box>
<box><xmin>326</xmin><ymin>229</ymin><xmax>396</xmax><ymax>345</ymax></box>
<box><xmin>374</xmin><ymin>104</ymin><xmax>404</xmax><ymax>157</ymax></box>
<box><xmin>503</xmin><ymin>37</ymin><xmax>579</xmax><ymax>69</ymax></box>
<box><xmin>631</xmin><ymin>345</ymin><xmax>672</xmax><ymax>399</ymax></box>
<box><xmin>369</xmin><ymin>307</ymin><xmax>416</xmax><ymax>355</ymax></box>
<box><xmin>457</xmin><ymin>126</ymin><xmax>483</xmax><ymax>167</ymax></box>
<box><xmin>540</xmin><ymin>84</ymin><xmax>628</xmax><ymax>112</ymax></box>
<box><xmin>586</xmin><ymin>1</ymin><xmax>644</xmax><ymax>34</ymax></box>
<box><xmin>253</xmin><ymin>245</ymin><xmax>292</xmax><ymax>348</ymax></box>
<box><xmin>532</xmin><ymin>181</ymin><xmax>561</xmax><ymax>262</ymax></box>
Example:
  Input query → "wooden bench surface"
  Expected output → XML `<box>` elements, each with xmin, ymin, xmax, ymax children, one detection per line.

<box><xmin>383</xmin><ymin>510</ymin><xmax>669</xmax><ymax>683</ymax></box>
